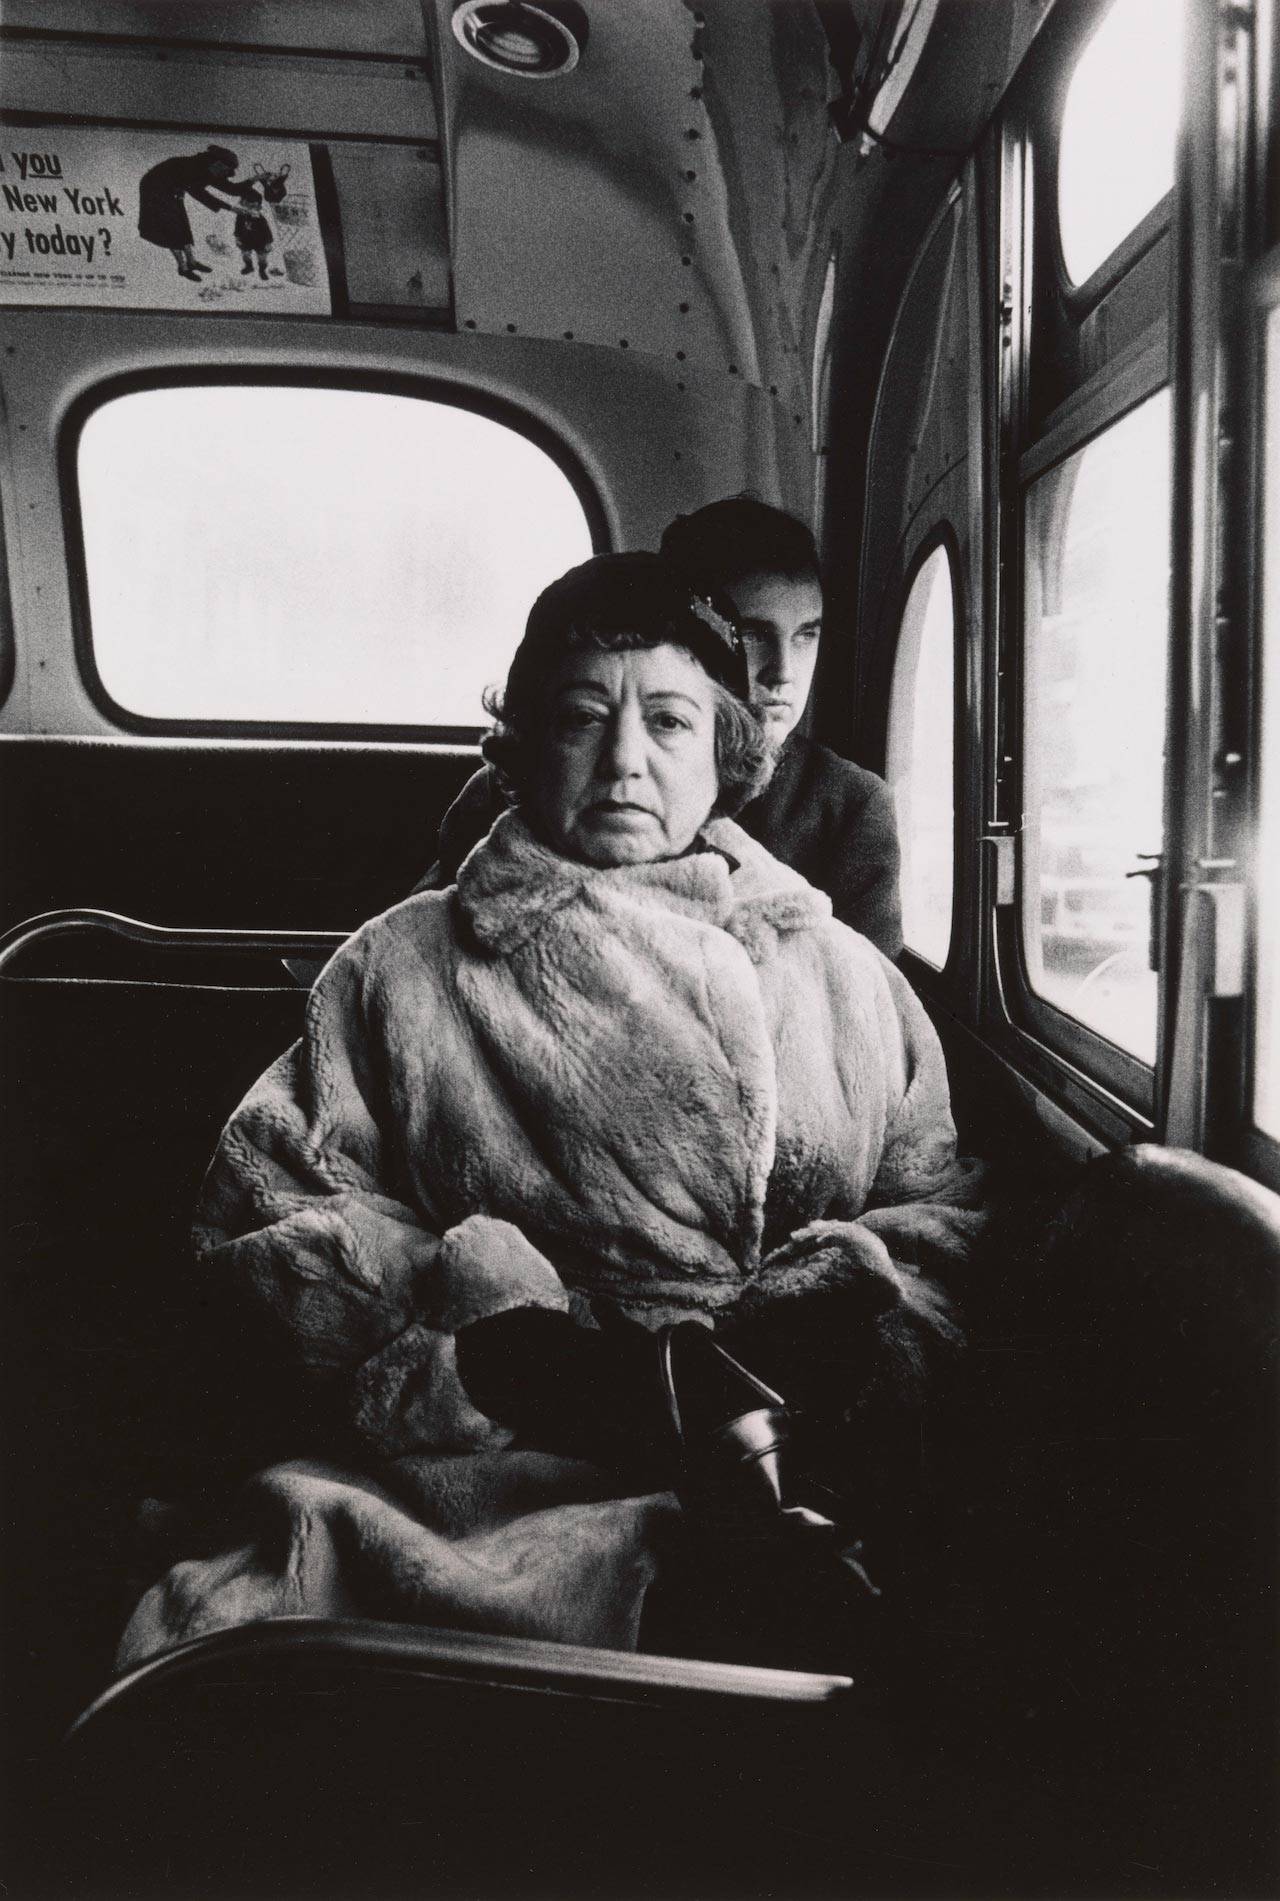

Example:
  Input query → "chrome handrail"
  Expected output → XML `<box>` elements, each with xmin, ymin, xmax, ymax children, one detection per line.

<box><xmin>0</xmin><ymin>908</ymin><xmax>348</xmax><ymax>976</ymax></box>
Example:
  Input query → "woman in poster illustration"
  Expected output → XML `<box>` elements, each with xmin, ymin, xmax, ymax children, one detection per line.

<box><xmin>137</xmin><ymin>144</ymin><xmax>253</xmax><ymax>281</ymax></box>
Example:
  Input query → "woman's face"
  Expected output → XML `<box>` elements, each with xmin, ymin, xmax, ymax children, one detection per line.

<box><xmin>529</xmin><ymin>642</ymin><xmax>720</xmax><ymax>867</ymax></box>
<box><xmin>725</xmin><ymin>568</ymin><xmax>823</xmax><ymax>745</ymax></box>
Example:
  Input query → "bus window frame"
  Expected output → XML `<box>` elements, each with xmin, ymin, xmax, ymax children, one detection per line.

<box><xmin>0</xmin><ymin>486</ymin><xmax>15</xmax><ymax>715</ymax></box>
<box><xmin>1046</xmin><ymin>0</ymin><xmax>1179</xmax><ymax>312</ymax></box>
<box><xmin>1023</xmin><ymin>0</ymin><xmax>1176</xmax><ymax>433</ymax></box>
<box><xmin>1158</xmin><ymin>0</ymin><xmax>1270</xmax><ymax>1166</ymax></box>
<box><xmin>59</xmin><ymin>366</ymin><xmax>609</xmax><ymax>745</ymax></box>
<box><xmin>981</xmin><ymin>5</ymin><xmax>1182</xmax><ymax>1129</ymax></box>
<box><xmin>1055</xmin><ymin>190</ymin><xmax>1176</xmax><ymax>320</ymax></box>
<box><xmin>1237</xmin><ymin>247</ymin><xmax>1280</xmax><ymax>1195</ymax></box>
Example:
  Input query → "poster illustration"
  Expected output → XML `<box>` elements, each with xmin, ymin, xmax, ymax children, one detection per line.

<box><xmin>0</xmin><ymin>127</ymin><xmax>331</xmax><ymax>312</ymax></box>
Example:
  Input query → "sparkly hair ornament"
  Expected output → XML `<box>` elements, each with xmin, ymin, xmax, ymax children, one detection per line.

<box><xmin>689</xmin><ymin>593</ymin><xmax>742</xmax><ymax>656</ymax></box>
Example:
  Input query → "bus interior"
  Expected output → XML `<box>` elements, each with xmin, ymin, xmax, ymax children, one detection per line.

<box><xmin>1</xmin><ymin>0</ymin><xmax>1278</xmax><ymax>1894</ymax></box>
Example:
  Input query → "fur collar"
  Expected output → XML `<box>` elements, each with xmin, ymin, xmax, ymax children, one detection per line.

<box><xmin>455</xmin><ymin>811</ymin><xmax>831</xmax><ymax>957</ymax></box>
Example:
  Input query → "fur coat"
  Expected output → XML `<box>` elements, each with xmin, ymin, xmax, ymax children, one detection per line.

<box><xmin>119</xmin><ymin>814</ymin><xmax>980</xmax><ymax>1669</ymax></box>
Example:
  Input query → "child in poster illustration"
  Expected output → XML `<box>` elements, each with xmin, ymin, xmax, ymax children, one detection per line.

<box><xmin>136</xmin><ymin>145</ymin><xmax>254</xmax><ymax>280</ymax></box>
<box><xmin>233</xmin><ymin>186</ymin><xmax>275</xmax><ymax>280</ymax></box>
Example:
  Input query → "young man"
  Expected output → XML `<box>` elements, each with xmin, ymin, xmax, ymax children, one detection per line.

<box><xmin>418</xmin><ymin>497</ymin><xmax>902</xmax><ymax>956</ymax></box>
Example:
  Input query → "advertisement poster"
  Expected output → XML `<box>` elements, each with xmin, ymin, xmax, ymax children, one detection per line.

<box><xmin>0</xmin><ymin>126</ymin><xmax>331</xmax><ymax>312</ymax></box>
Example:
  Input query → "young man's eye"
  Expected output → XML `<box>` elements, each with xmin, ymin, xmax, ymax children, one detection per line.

<box><xmin>795</xmin><ymin>627</ymin><xmax>820</xmax><ymax>645</ymax></box>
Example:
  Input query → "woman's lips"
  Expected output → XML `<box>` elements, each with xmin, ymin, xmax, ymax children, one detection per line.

<box><xmin>589</xmin><ymin>800</ymin><xmax>656</xmax><ymax>821</ymax></box>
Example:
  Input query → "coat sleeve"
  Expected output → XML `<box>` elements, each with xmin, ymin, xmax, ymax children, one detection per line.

<box><xmin>829</xmin><ymin>775</ymin><xmax>904</xmax><ymax>959</ymax></box>
<box><xmin>724</xmin><ymin>945</ymin><xmax>981</xmax><ymax>1401</ymax></box>
<box><xmin>854</xmin><ymin>954</ymin><xmax>987</xmax><ymax>1278</ymax></box>
<box><xmin>193</xmin><ymin>924</ymin><xmax>570</xmax><ymax>1455</ymax></box>
<box><xmin>864</xmin><ymin>957</ymin><xmax>977</xmax><ymax>1206</ymax></box>
<box><xmin>410</xmin><ymin>766</ymin><xmax>506</xmax><ymax>894</ymax></box>
<box><xmin>188</xmin><ymin>184</ymin><xmax>240</xmax><ymax>213</ymax></box>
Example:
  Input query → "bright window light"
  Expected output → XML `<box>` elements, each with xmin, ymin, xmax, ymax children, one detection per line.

<box><xmin>1022</xmin><ymin>389</ymin><xmax>1171</xmax><ymax>1063</ymax></box>
<box><xmin>1058</xmin><ymin>0</ymin><xmax>1182</xmax><ymax>286</ymax></box>
<box><xmin>78</xmin><ymin>385</ymin><xmax>594</xmax><ymax>726</ymax></box>
<box><xmin>886</xmin><ymin>543</ymin><xmax>955</xmax><ymax>969</ymax></box>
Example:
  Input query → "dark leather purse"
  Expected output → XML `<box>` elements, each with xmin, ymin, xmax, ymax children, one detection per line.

<box><xmin>630</xmin><ymin>1324</ymin><xmax>880</xmax><ymax>1668</ymax></box>
<box><xmin>656</xmin><ymin>1322</ymin><xmax>879</xmax><ymax>1596</ymax></box>
<box><xmin>456</xmin><ymin>1305</ymin><xmax>881</xmax><ymax>1663</ymax></box>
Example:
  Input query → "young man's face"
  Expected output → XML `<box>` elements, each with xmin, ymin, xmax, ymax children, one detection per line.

<box><xmin>722</xmin><ymin>569</ymin><xmax>823</xmax><ymax>746</ymax></box>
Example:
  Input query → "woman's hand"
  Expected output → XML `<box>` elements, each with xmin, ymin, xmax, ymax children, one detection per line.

<box><xmin>454</xmin><ymin>1307</ymin><xmax>677</xmax><ymax>1479</ymax></box>
<box><xmin>726</xmin><ymin>1219</ymin><xmax>964</xmax><ymax>1415</ymax></box>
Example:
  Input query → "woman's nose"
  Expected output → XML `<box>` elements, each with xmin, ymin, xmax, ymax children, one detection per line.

<box><xmin>598</xmin><ymin>706</ymin><xmax>646</xmax><ymax>778</ymax></box>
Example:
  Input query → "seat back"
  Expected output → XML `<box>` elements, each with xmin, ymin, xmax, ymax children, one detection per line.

<box><xmin>1</xmin><ymin>923</ymin><xmax>324</xmax><ymax>1750</ymax></box>
<box><xmin>933</xmin><ymin>1144</ymin><xmax>1280</xmax><ymax>1890</ymax></box>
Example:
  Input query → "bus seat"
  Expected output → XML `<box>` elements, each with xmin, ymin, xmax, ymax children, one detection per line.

<box><xmin>968</xmin><ymin>1140</ymin><xmax>1280</xmax><ymax>1422</ymax></box>
<box><xmin>0</xmin><ymin>738</ymin><xmax>477</xmax><ymax>937</ymax></box>
<box><xmin>49</xmin><ymin>1618</ymin><xmax>977</xmax><ymax>1901</ymax></box>
<box><xmin>47</xmin><ymin>1616</ymin><xmax>1105</xmax><ymax>1901</ymax></box>
<box><xmin>0</xmin><ymin>916</ymin><xmax>345</xmax><ymax>1756</ymax></box>
<box><xmin>922</xmin><ymin>1142</ymin><xmax>1280</xmax><ymax>1892</ymax></box>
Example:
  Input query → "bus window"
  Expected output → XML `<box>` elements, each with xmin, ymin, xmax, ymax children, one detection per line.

<box><xmin>1021</xmin><ymin>390</ymin><xmax>1171</xmax><ymax>1063</ymax></box>
<box><xmin>1255</xmin><ymin>306</ymin><xmax>1280</xmax><ymax>1144</ymax></box>
<box><xmin>76</xmin><ymin>385</ymin><xmax>594</xmax><ymax>731</ymax></box>
<box><xmin>886</xmin><ymin>542</ymin><xmax>955</xmax><ymax>969</ymax></box>
<box><xmin>998</xmin><ymin>0</ymin><xmax>1178</xmax><ymax>1110</ymax></box>
<box><xmin>1057</xmin><ymin>0</ymin><xmax>1182</xmax><ymax>287</ymax></box>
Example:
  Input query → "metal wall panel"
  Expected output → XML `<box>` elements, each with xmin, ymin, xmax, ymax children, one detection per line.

<box><xmin>860</xmin><ymin>187</ymin><xmax>971</xmax><ymax>639</ymax></box>
<box><xmin>1</xmin><ymin>38</ymin><xmax>435</xmax><ymax>142</ymax></box>
<box><xmin>328</xmin><ymin>143</ymin><xmax>450</xmax><ymax>313</ymax></box>
<box><xmin>1</xmin><ymin>0</ymin><xmax>429</xmax><ymax>57</ymax></box>
<box><xmin>434</xmin><ymin>0</ymin><xmax>834</xmax><ymax>515</ymax></box>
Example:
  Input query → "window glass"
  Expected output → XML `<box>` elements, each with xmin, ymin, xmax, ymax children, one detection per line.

<box><xmin>1254</xmin><ymin>306</ymin><xmax>1280</xmax><ymax>1142</ymax></box>
<box><xmin>886</xmin><ymin>543</ymin><xmax>955</xmax><ymax>967</ymax></box>
<box><xmin>1022</xmin><ymin>389</ymin><xmax>1171</xmax><ymax>1063</ymax></box>
<box><xmin>78</xmin><ymin>386</ymin><xmax>594</xmax><ymax>726</ymax></box>
<box><xmin>1058</xmin><ymin>0</ymin><xmax>1182</xmax><ymax>286</ymax></box>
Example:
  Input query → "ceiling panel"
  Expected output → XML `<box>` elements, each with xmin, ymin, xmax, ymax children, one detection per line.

<box><xmin>0</xmin><ymin>1</ymin><xmax>429</xmax><ymax>59</ymax></box>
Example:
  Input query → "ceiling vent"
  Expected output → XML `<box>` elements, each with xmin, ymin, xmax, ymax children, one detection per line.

<box><xmin>451</xmin><ymin>1</ymin><xmax>586</xmax><ymax>80</ymax></box>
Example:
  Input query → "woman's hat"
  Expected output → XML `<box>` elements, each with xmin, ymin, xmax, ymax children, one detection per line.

<box><xmin>519</xmin><ymin>552</ymin><xmax>750</xmax><ymax>702</ymax></box>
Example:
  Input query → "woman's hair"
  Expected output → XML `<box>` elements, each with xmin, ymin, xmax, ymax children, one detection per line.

<box><xmin>660</xmin><ymin>495</ymin><xmax>820</xmax><ymax>595</ymax></box>
<box><xmin>482</xmin><ymin>554</ymin><xmax>773</xmax><ymax>817</ymax></box>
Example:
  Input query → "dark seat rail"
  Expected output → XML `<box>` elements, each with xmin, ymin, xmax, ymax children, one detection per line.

<box><xmin>0</xmin><ymin>908</ymin><xmax>347</xmax><ymax>978</ymax></box>
<box><xmin>69</xmin><ymin>1616</ymin><xmax>854</xmax><ymax>1740</ymax></box>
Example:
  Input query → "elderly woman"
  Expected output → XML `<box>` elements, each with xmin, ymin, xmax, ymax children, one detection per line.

<box><xmin>419</xmin><ymin>499</ymin><xmax>903</xmax><ymax>957</ymax></box>
<box><xmin>120</xmin><ymin>553</ymin><xmax>980</xmax><ymax>1669</ymax></box>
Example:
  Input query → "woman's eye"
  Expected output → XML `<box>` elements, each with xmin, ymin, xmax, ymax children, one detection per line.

<box><xmin>557</xmin><ymin>707</ymin><xmax>605</xmax><ymax>731</ymax></box>
<box><xmin>649</xmin><ymin>712</ymin><xmax>689</xmax><ymax>734</ymax></box>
